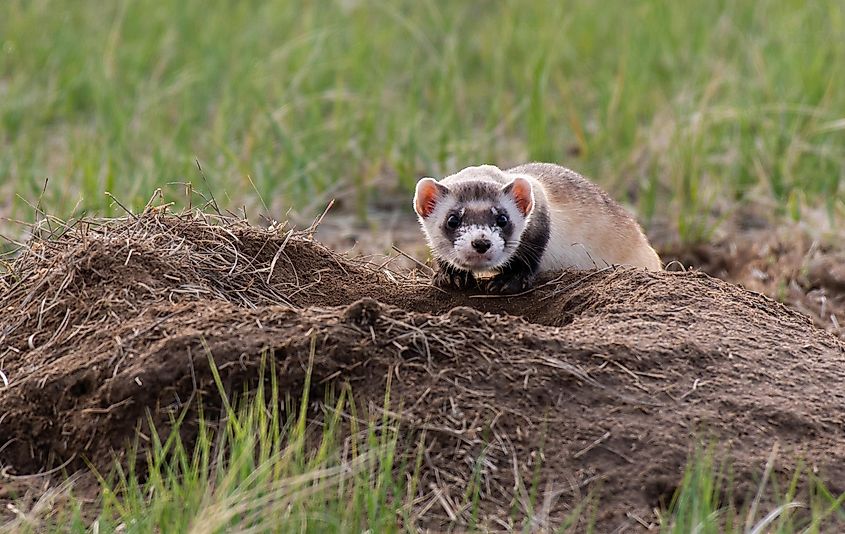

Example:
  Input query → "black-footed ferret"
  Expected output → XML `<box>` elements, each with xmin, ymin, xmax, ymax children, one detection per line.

<box><xmin>413</xmin><ymin>162</ymin><xmax>661</xmax><ymax>293</ymax></box>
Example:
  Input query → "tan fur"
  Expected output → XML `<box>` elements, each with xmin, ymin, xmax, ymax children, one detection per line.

<box><xmin>508</xmin><ymin>162</ymin><xmax>661</xmax><ymax>271</ymax></box>
<box><xmin>423</xmin><ymin>163</ymin><xmax>661</xmax><ymax>272</ymax></box>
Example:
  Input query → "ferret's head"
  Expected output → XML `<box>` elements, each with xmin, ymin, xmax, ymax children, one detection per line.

<box><xmin>413</xmin><ymin>175</ymin><xmax>535</xmax><ymax>272</ymax></box>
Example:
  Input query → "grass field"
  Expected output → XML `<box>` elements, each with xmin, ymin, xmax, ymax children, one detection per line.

<box><xmin>2</xmin><ymin>0</ymin><xmax>844</xmax><ymax>241</ymax></box>
<box><xmin>2</xmin><ymin>1</ymin><xmax>845</xmax><ymax>532</ymax></box>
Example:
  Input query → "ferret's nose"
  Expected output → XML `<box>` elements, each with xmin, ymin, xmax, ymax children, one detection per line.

<box><xmin>471</xmin><ymin>239</ymin><xmax>491</xmax><ymax>253</ymax></box>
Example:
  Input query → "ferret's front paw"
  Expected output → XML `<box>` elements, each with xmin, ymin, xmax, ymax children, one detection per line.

<box><xmin>485</xmin><ymin>272</ymin><xmax>534</xmax><ymax>294</ymax></box>
<box><xmin>432</xmin><ymin>268</ymin><xmax>477</xmax><ymax>291</ymax></box>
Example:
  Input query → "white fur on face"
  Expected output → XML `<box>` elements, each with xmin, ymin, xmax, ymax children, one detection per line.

<box><xmin>416</xmin><ymin>185</ymin><xmax>531</xmax><ymax>274</ymax></box>
<box><xmin>417</xmin><ymin>195</ymin><xmax>457</xmax><ymax>264</ymax></box>
<box><xmin>452</xmin><ymin>224</ymin><xmax>506</xmax><ymax>271</ymax></box>
<box><xmin>498</xmin><ymin>195</ymin><xmax>528</xmax><ymax>238</ymax></box>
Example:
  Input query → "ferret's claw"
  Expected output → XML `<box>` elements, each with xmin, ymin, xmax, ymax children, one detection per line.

<box><xmin>432</xmin><ymin>268</ymin><xmax>477</xmax><ymax>291</ymax></box>
<box><xmin>485</xmin><ymin>272</ymin><xmax>534</xmax><ymax>294</ymax></box>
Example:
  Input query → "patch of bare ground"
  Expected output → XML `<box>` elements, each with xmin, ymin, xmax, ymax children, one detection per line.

<box><xmin>318</xmin><ymin>209</ymin><xmax>845</xmax><ymax>341</ymax></box>
<box><xmin>1</xmin><ymin>213</ymin><xmax>844</xmax><ymax>531</ymax></box>
<box><xmin>661</xmin><ymin>226</ymin><xmax>845</xmax><ymax>340</ymax></box>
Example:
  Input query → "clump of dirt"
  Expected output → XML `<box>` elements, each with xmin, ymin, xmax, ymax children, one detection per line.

<box><xmin>1</xmin><ymin>213</ymin><xmax>844</xmax><ymax>531</ymax></box>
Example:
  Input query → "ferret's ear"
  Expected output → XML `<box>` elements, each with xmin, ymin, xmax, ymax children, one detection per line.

<box><xmin>502</xmin><ymin>177</ymin><xmax>534</xmax><ymax>216</ymax></box>
<box><xmin>414</xmin><ymin>178</ymin><xmax>449</xmax><ymax>218</ymax></box>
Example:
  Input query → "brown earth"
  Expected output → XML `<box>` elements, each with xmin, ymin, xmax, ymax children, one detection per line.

<box><xmin>661</xmin><ymin>228</ymin><xmax>845</xmax><ymax>340</ymax></box>
<box><xmin>1</xmin><ymin>213</ymin><xmax>844</xmax><ymax>531</ymax></box>
<box><xmin>315</xmin><ymin>210</ymin><xmax>845</xmax><ymax>342</ymax></box>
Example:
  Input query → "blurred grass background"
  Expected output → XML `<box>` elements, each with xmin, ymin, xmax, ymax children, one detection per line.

<box><xmin>1</xmin><ymin>0</ymin><xmax>844</xmax><ymax>242</ymax></box>
<box><xmin>3</xmin><ymin>3</ymin><xmax>845</xmax><ymax>529</ymax></box>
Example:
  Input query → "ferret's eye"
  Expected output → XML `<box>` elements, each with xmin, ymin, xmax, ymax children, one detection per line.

<box><xmin>495</xmin><ymin>213</ymin><xmax>509</xmax><ymax>227</ymax></box>
<box><xmin>446</xmin><ymin>214</ymin><xmax>461</xmax><ymax>229</ymax></box>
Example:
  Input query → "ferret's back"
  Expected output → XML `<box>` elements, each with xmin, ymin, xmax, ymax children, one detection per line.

<box><xmin>508</xmin><ymin>163</ymin><xmax>628</xmax><ymax>216</ymax></box>
<box><xmin>508</xmin><ymin>162</ymin><xmax>662</xmax><ymax>271</ymax></box>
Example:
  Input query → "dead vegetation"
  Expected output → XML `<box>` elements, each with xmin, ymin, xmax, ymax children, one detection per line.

<box><xmin>1</xmin><ymin>211</ymin><xmax>844</xmax><ymax>530</ymax></box>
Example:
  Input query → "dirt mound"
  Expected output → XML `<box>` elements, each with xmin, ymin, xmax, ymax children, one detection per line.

<box><xmin>2</xmin><ymin>214</ymin><xmax>844</xmax><ymax>530</ymax></box>
<box><xmin>662</xmin><ymin>227</ymin><xmax>845</xmax><ymax>340</ymax></box>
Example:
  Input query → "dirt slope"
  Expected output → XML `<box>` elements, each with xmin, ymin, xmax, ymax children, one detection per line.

<box><xmin>1</xmin><ymin>214</ymin><xmax>844</xmax><ymax>530</ymax></box>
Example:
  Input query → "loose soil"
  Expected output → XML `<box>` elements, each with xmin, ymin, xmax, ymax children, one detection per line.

<box><xmin>661</xmin><ymin>227</ymin><xmax>845</xmax><ymax>339</ymax></box>
<box><xmin>1</xmin><ymin>213</ymin><xmax>844</xmax><ymax>531</ymax></box>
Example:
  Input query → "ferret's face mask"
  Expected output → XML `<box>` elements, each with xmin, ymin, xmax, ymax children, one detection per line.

<box><xmin>413</xmin><ymin>177</ymin><xmax>534</xmax><ymax>272</ymax></box>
